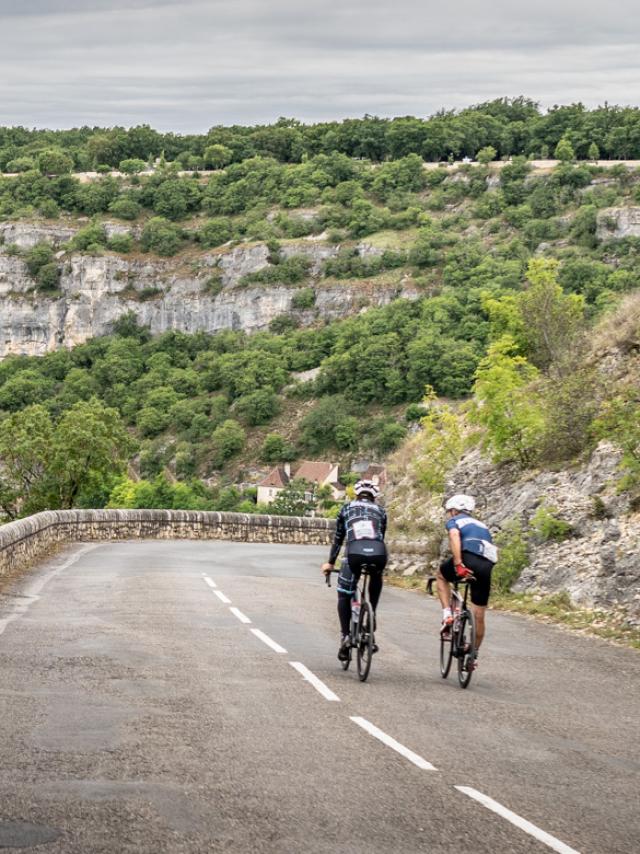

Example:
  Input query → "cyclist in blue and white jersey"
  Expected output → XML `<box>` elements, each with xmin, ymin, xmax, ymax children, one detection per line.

<box><xmin>322</xmin><ymin>479</ymin><xmax>387</xmax><ymax>661</ymax></box>
<box><xmin>437</xmin><ymin>494</ymin><xmax>498</xmax><ymax>666</ymax></box>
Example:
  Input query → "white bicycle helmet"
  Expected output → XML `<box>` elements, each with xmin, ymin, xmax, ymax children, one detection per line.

<box><xmin>354</xmin><ymin>479</ymin><xmax>379</xmax><ymax>499</ymax></box>
<box><xmin>444</xmin><ymin>494</ymin><xmax>476</xmax><ymax>513</ymax></box>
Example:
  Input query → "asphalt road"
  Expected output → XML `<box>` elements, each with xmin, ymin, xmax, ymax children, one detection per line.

<box><xmin>0</xmin><ymin>540</ymin><xmax>638</xmax><ymax>854</ymax></box>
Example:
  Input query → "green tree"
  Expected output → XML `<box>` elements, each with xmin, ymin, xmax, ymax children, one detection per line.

<box><xmin>203</xmin><ymin>144</ymin><xmax>233</xmax><ymax>169</ymax></box>
<box><xmin>270</xmin><ymin>478</ymin><xmax>315</xmax><ymax>516</ymax></box>
<box><xmin>48</xmin><ymin>398</ymin><xmax>135</xmax><ymax>508</ymax></box>
<box><xmin>0</xmin><ymin>399</ymin><xmax>133</xmax><ymax>517</ymax></box>
<box><xmin>476</xmin><ymin>145</ymin><xmax>497</xmax><ymax>164</ymax></box>
<box><xmin>0</xmin><ymin>405</ymin><xmax>53</xmax><ymax>518</ymax></box>
<box><xmin>234</xmin><ymin>388</ymin><xmax>280</xmax><ymax>426</ymax></box>
<box><xmin>210</xmin><ymin>419</ymin><xmax>246</xmax><ymax>467</ymax></box>
<box><xmin>554</xmin><ymin>137</ymin><xmax>575</xmax><ymax>162</ymax></box>
<box><xmin>260</xmin><ymin>433</ymin><xmax>295</xmax><ymax>463</ymax></box>
<box><xmin>472</xmin><ymin>336</ymin><xmax>545</xmax><ymax>467</ymax></box>
<box><xmin>413</xmin><ymin>390</ymin><xmax>467</xmax><ymax>493</ymax></box>
<box><xmin>37</xmin><ymin>148</ymin><xmax>74</xmax><ymax>175</ymax></box>
<box><xmin>119</xmin><ymin>158</ymin><xmax>147</xmax><ymax>174</ymax></box>
<box><xmin>587</xmin><ymin>142</ymin><xmax>600</xmax><ymax>161</ymax></box>
<box><xmin>519</xmin><ymin>259</ymin><xmax>586</xmax><ymax>371</ymax></box>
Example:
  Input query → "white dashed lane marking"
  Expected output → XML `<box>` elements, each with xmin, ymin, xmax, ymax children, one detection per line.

<box><xmin>454</xmin><ymin>787</ymin><xmax>580</xmax><ymax>854</ymax></box>
<box><xmin>214</xmin><ymin>590</ymin><xmax>231</xmax><ymax>604</ymax></box>
<box><xmin>289</xmin><ymin>662</ymin><xmax>340</xmax><ymax>702</ymax></box>
<box><xmin>229</xmin><ymin>606</ymin><xmax>252</xmax><ymax>624</ymax></box>
<box><xmin>350</xmin><ymin>716</ymin><xmax>437</xmax><ymax>771</ymax></box>
<box><xmin>250</xmin><ymin>628</ymin><xmax>287</xmax><ymax>654</ymax></box>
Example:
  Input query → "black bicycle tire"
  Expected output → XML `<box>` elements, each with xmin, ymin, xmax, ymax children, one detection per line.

<box><xmin>457</xmin><ymin>609</ymin><xmax>476</xmax><ymax>689</ymax></box>
<box><xmin>440</xmin><ymin>631</ymin><xmax>453</xmax><ymax>678</ymax></box>
<box><xmin>356</xmin><ymin>601</ymin><xmax>374</xmax><ymax>682</ymax></box>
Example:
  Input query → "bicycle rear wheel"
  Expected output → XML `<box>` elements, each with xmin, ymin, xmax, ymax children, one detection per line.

<box><xmin>440</xmin><ymin>632</ymin><xmax>453</xmax><ymax>678</ymax></box>
<box><xmin>457</xmin><ymin>609</ymin><xmax>476</xmax><ymax>689</ymax></box>
<box><xmin>356</xmin><ymin>602</ymin><xmax>374</xmax><ymax>682</ymax></box>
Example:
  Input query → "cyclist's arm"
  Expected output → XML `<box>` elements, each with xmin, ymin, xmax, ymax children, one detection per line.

<box><xmin>448</xmin><ymin>527</ymin><xmax>463</xmax><ymax>565</ymax></box>
<box><xmin>380</xmin><ymin>508</ymin><xmax>387</xmax><ymax>539</ymax></box>
<box><xmin>327</xmin><ymin>506</ymin><xmax>347</xmax><ymax>566</ymax></box>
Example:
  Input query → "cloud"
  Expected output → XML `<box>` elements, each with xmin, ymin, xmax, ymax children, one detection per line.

<box><xmin>0</xmin><ymin>0</ymin><xmax>638</xmax><ymax>131</ymax></box>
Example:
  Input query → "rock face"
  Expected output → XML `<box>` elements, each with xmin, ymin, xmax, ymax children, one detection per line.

<box><xmin>596</xmin><ymin>206</ymin><xmax>640</xmax><ymax>240</ymax></box>
<box><xmin>0</xmin><ymin>223</ymin><xmax>419</xmax><ymax>357</ymax></box>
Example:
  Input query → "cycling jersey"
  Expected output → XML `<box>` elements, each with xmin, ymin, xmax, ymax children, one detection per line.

<box><xmin>328</xmin><ymin>499</ymin><xmax>387</xmax><ymax>566</ymax></box>
<box><xmin>445</xmin><ymin>512</ymin><xmax>498</xmax><ymax>564</ymax></box>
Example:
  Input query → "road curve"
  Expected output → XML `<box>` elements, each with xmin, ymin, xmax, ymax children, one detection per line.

<box><xmin>0</xmin><ymin>540</ymin><xmax>637</xmax><ymax>853</ymax></box>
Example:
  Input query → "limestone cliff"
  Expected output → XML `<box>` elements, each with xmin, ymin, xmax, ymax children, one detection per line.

<box><xmin>0</xmin><ymin>222</ymin><xmax>417</xmax><ymax>357</ymax></box>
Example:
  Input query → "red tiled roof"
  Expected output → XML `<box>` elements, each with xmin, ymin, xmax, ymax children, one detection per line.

<box><xmin>258</xmin><ymin>467</ymin><xmax>290</xmax><ymax>488</ymax></box>
<box><xmin>294</xmin><ymin>460</ymin><xmax>336</xmax><ymax>483</ymax></box>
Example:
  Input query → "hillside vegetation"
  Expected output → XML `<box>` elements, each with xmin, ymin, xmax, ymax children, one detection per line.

<box><xmin>1</xmin><ymin>100</ymin><xmax>640</xmax><ymax>522</ymax></box>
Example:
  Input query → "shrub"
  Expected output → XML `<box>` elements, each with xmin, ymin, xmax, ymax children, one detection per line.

<box><xmin>106</xmin><ymin>233</ymin><xmax>132</xmax><ymax>253</ymax></box>
<box><xmin>25</xmin><ymin>242</ymin><xmax>54</xmax><ymax>278</ymax></box>
<box><xmin>234</xmin><ymin>388</ymin><xmax>280</xmax><ymax>426</ymax></box>
<box><xmin>493</xmin><ymin>520</ymin><xmax>529</xmax><ymax>593</ymax></box>
<box><xmin>36</xmin><ymin>262</ymin><xmax>61</xmax><ymax>291</ymax></box>
<box><xmin>141</xmin><ymin>217</ymin><xmax>184</xmax><ymax>256</ymax></box>
<box><xmin>71</xmin><ymin>223</ymin><xmax>108</xmax><ymax>251</ymax></box>
<box><xmin>531</xmin><ymin>504</ymin><xmax>574</xmax><ymax>542</ymax></box>
<box><xmin>242</xmin><ymin>255</ymin><xmax>311</xmax><ymax>286</ymax></box>
<box><xmin>210</xmin><ymin>419</ymin><xmax>246</xmax><ymax>467</ymax></box>
<box><xmin>291</xmin><ymin>288</ymin><xmax>316</xmax><ymax>310</ymax></box>
<box><xmin>405</xmin><ymin>403</ymin><xmax>428</xmax><ymax>422</ymax></box>
<box><xmin>198</xmin><ymin>217</ymin><xmax>232</xmax><ymax>248</ymax></box>
<box><xmin>260</xmin><ymin>433</ymin><xmax>295</xmax><ymax>463</ymax></box>
<box><xmin>109</xmin><ymin>197</ymin><xmax>141</xmax><ymax>220</ymax></box>
<box><xmin>269</xmin><ymin>314</ymin><xmax>298</xmax><ymax>333</ymax></box>
<box><xmin>38</xmin><ymin>198</ymin><xmax>59</xmax><ymax>219</ymax></box>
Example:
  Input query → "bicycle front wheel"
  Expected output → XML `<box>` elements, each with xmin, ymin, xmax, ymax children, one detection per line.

<box><xmin>356</xmin><ymin>602</ymin><xmax>374</xmax><ymax>682</ymax></box>
<box><xmin>457</xmin><ymin>609</ymin><xmax>476</xmax><ymax>689</ymax></box>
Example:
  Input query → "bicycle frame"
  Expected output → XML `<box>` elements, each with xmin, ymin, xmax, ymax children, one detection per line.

<box><xmin>326</xmin><ymin>564</ymin><xmax>376</xmax><ymax>681</ymax></box>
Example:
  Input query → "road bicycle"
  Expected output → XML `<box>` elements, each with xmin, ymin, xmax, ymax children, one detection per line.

<box><xmin>426</xmin><ymin>574</ymin><xmax>476</xmax><ymax>689</ymax></box>
<box><xmin>326</xmin><ymin>564</ymin><xmax>376</xmax><ymax>682</ymax></box>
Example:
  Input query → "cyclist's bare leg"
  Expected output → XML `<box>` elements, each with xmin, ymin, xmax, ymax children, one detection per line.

<box><xmin>471</xmin><ymin>604</ymin><xmax>486</xmax><ymax>649</ymax></box>
<box><xmin>436</xmin><ymin>570</ymin><xmax>451</xmax><ymax>610</ymax></box>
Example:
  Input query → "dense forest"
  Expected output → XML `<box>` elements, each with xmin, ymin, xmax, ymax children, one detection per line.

<box><xmin>2</xmin><ymin>99</ymin><xmax>640</xmax><ymax>172</ymax></box>
<box><xmin>1</xmin><ymin>99</ymin><xmax>640</xmax><ymax>521</ymax></box>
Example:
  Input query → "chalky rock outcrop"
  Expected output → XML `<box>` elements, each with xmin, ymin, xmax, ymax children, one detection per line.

<box><xmin>596</xmin><ymin>206</ymin><xmax>640</xmax><ymax>241</ymax></box>
<box><xmin>0</xmin><ymin>222</ymin><xmax>417</xmax><ymax>357</ymax></box>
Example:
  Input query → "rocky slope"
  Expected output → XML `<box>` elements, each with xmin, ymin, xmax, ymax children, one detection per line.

<box><xmin>0</xmin><ymin>221</ymin><xmax>418</xmax><ymax>357</ymax></box>
<box><xmin>386</xmin><ymin>436</ymin><xmax>639</xmax><ymax>625</ymax></box>
<box><xmin>385</xmin><ymin>305</ymin><xmax>640</xmax><ymax>626</ymax></box>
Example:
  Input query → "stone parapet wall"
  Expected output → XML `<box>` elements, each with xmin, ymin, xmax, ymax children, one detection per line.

<box><xmin>0</xmin><ymin>509</ymin><xmax>336</xmax><ymax>578</ymax></box>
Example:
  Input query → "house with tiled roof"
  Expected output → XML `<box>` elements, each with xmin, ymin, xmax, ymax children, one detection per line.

<box><xmin>257</xmin><ymin>461</ymin><xmax>344</xmax><ymax>506</ymax></box>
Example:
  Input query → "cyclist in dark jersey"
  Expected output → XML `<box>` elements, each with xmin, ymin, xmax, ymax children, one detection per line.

<box><xmin>322</xmin><ymin>479</ymin><xmax>387</xmax><ymax>661</ymax></box>
<box><xmin>437</xmin><ymin>493</ymin><xmax>498</xmax><ymax>669</ymax></box>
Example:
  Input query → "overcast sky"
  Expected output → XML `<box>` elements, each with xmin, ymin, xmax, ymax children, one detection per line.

<box><xmin>1</xmin><ymin>0</ymin><xmax>639</xmax><ymax>132</ymax></box>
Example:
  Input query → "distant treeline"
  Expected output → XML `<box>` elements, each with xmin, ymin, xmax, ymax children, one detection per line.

<box><xmin>2</xmin><ymin>98</ymin><xmax>640</xmax><ymax>172</ymax></box>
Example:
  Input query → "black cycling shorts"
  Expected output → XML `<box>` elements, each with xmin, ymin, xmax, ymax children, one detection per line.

<box><xmin>439</xmin><ymin>551</ymin><xmax>494</xmax><ymax>607</ymax></box>
<box><xmin>337</xmin><ymin>541</ymin><xmax>387</xmax><ymax>596</ymax></box>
